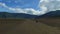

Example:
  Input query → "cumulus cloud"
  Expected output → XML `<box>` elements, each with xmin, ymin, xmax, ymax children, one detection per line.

<box><xmin>0</xmin><ymin>2</ymin><xmax>46</xmax><ymax>15</ymax></box>
<box><xmin>39</xmin><ymin>0</ymin><xmax>60</xmax><ymax>11</ymax></box>
<box><xmin>0</xmin><ymin>0</ymin><xmax>60</xmax><ymax>15</ymax></box>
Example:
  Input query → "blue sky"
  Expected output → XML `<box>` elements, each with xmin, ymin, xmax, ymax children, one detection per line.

<box><xmin>0</xmin><ymin>0</ymin><xmax>60</xmax><ymax>15</ymax></box>
<box><xmin>0</xmin><ymin>0</ymin><xmax>40</xmax><ymax>10</ymax></box>
<box><xmin>0</xmin><ymin>0</ymin><xmax>42</xmax><ymax>15</ymax></box>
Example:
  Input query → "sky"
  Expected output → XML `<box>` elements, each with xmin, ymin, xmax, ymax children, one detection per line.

<box><xmin>0</xmin><ymin>0</ymin><xmax>60</xmax><ymax>15</ymax></box>
<box><xmin>0</xmin><ymin>0</ymin><xmax>39</xmax><ymax>9</ymax></box>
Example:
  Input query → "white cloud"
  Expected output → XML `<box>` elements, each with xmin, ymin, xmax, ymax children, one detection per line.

<box><xmin>0</xmin><ymin>3</ymin><xmax>7</xmax><ymax>8</ymax></box>
<box><xmin>0</xmin><ymin>2</ymin><xmax>46</xmax><ymax>15</ymax></box>
<box><xmin>0</xmin><ymin>0</ymin><xmax>60</xmax><ymax>15</ymax></box>
<box><xmin>39</xmin><ymin>0</ymin><xmax>60</xmax><ymax>11</ymax></box>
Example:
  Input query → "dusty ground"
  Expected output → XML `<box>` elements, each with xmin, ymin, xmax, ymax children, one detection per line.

<box><xmin>0</xmin><ymin>18</ymin><xmax>60</xmax><ymax>34</ymax></box>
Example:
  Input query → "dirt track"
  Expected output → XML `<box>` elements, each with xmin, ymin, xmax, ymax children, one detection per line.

<box><xmin>0</xmin><ymin>19</ymin><xmax>60</xmax><ymax>34</ymax></box>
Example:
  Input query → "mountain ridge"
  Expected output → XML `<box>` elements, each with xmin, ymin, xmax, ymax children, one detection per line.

<box><xmin>0</xmin><ymin>12</ymin><xmax>37</xmax><ymax>19</ymax></box>
<box><xmin>0</xmin><ymin>10</ymin><xmax>60</xmax><ymax>19</ymax></box>
<box><xmin>35</xmin><ymin>10</ymin><xmax>60</xmax><ymax>19</ymax></box>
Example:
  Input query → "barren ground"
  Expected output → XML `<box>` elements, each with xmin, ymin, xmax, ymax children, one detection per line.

<box><xmin>0</xmin><ymin>18</ymin><xmax>60</xmax><ymax>34</ymax></box>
